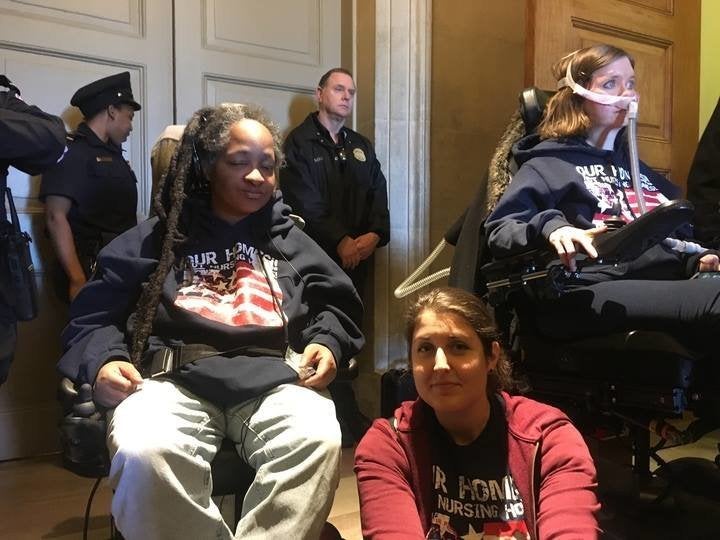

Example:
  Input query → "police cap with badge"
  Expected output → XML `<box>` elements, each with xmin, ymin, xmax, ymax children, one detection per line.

<box><xmin>70</xmin><ymin>71</ymin><xmax>141</xmax><ymax>118</ymax></box>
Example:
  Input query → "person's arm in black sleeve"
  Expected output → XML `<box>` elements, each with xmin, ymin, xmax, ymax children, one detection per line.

<box><xmin>355</xmin><ymin>144</ymin><xmax>391</xmax><ymax>263</ymax></box>
<box><xmin>45</xmin><ymin>194</ymin><xmax>87</xmax><ymax>299</ymax></box>
<box><xmin>365</xmin><ymin>145</ymin><xmax>390</xmax><ymax>248</ymax></box>
<box><xmin>352</xmin><ymin>147</ymin><xmax>390</xmax><ymax>263</ymax></box>
<box><xmin>687</xmin><ymin>98</ymin><xmax>720</xmax><ymax>247</ymax></box>
<box><xmin>484</xmin><ymin>163</ymin><xmax>569</xmax><ymax>258</ymax></box>
<box><xmin>0</xmin><ymin>83</ymin><xmax>66</xmax><ymax>174</ymax></box>
<box><xmin>40</xmin><ymin>150</ymin><xmax>89</xmax><ymax>299</ymax></box>
<box><xmin>280</xmin><ymin>137</ymin><xmax>351</xmax><ymax>254</ymax></box>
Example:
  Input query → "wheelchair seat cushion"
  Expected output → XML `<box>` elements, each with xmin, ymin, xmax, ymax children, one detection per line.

<box><xmin>211</xmin><ymin>439</ymin><xmax>255</xmax><ymax>496</ymax></box>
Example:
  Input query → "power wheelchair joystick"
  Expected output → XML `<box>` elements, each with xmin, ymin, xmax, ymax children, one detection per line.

<box><xmin>59</xmin><ymin>369</ymin><xmax>110</xmax><ymax>479</ymax></box>
<box><xmin>593</xmin><ymin>199</ymin><xmax>695</xmax><ymax>263</ymax></box>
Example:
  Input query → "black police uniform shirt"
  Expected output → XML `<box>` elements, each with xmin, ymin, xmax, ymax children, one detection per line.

<box><xmin>426</xmin><ymin>398</ymin><xmax>530</xmax><ymax>540</ymax></box>
<box><xmin>1</xmin><ymin>86</ymin><xmax>66</xmax><ymax>383</ymax></box>
<box><xmin>1</xmin><ymin>89</ymin><xmax>66</xmax><ymax>221</ymax></box>
<box><xmin>280</xmin><ymin>112</ymin><xmax>390</xmax><ymax>260</ymax></box>
<box><xmin>40</xmin><ymin>122</ymin><xmax>137</xmax><ymax>253</ymax></box>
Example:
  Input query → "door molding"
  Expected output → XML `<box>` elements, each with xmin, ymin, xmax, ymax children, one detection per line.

<box><xmin>373</xmin><ymin>0</ymin><xmax>432</xmax><ymax>371</ymax></box>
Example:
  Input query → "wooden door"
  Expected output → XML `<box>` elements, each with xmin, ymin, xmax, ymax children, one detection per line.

<box><xmin>0</xmin><ymin>0</ymin><xmax>174</xmax><ymax>460</ymax></box>
<box><xmin>526</xmin><ymin>0</ymin><xmax>700</xmax><ymax>191</ymax></box>
<box><xmin>173</xmin><ymin>0</ymin><xmax>342</xmax><ymax>136</ymax></box>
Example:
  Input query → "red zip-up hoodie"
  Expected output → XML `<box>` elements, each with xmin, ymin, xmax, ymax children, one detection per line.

<box><xmin>354</xmin><ymin>393</ymin><xmax>600</xmax><ymax>539</ymax></box>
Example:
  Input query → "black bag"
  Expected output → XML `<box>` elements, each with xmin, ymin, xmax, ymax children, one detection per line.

<box><xmin>380</xmin><ymin>368</ymin><xmax>418</xmax><ymax>418</ymax></box>
<box><xmin>1</xmin><ymin>187</ymin><xmax>38</xmax><ymax>320</ymax></box>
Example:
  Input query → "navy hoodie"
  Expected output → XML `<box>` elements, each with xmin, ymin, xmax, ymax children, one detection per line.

<box><xmin>485</xmin><ymin>130</ymin><xmax>706</xmax><ymax>282</ymax></box>
<box><xmin>58</xmin><ymin>191</ymin><xmax>364</xmax><ymax>406</ymax></box>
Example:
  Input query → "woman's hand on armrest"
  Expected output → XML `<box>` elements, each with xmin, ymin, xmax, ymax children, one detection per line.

<box><xmin>94</xmin><ymin>360</ymin><xmax>143</xmax><ymax>408</ymax></box>
<box><xmin>548</xmin><ymin>225</ymin><xmax>607</xmax><ymax>272</ymax></box>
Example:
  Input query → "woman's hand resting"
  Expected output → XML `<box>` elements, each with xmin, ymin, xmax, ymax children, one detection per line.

<box><xmin>698</xmin><ymin>253</ymin><xmax>720</xmax><ymax>273</ymax></box>
<box><xmin>94</xmin><ymin>360</ymin><xmax>143</xmax><ymax>408</ymax></box>
<box><xmin>298</xmin><ymin>343</ymin><xmax>337</xmax><ymax>390</ymax></box>
<box><xmin>548</xmin><ymin>224</ymin><xmax>608</xmax><ymax>272</ymax></box>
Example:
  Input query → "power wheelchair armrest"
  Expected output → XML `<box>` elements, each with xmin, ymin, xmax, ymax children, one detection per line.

<box><xmin>483</xmin><ymin>199</ymin><xmax>696</xmax><ymax>306</ymax></box>
<box><xmin>592</xmin><ymin>199</ymin><xmax>695</xmax><ymax>260</ymax></box>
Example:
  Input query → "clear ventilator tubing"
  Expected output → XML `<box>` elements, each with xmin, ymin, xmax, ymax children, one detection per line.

<box><xmin>627</xmin><ymin>101</ymin><xmax>706</xmax><ymax>255</ymax></box>
<box><xmin>662</xmin><ymin>237</ymin><xmax>706</xmax><ymax>254</ymax></box>
<box><xmin>626</xmin><ymin>100</ymin><xmax>647</xmax><ymax>215</ymax></box>
<box><xmin>393</xmin><ymin>239</ymin><xmax>451</xmax><ymax>298</ymax></box>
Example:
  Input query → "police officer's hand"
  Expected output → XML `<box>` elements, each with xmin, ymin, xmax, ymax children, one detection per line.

<box><xmin>298</xmin><ymin>343</ymin><xmax>337</xmax><ymax>390</ymax></box>
<box><xmin>68</xmin><ymin>277</ymin><xmax>87</xmax><ymax>301</ymax></box>
<box><xmin>547</xmin><ymin>224</ymin><xmax>607</xmax><ymax>272</ymax></box>
<box><xmin>337</xmin><ymin>235</ymin><xmax>361</xmax><ymax>270</ymax></box>
<box><xmin>355</xmin><ymin>232</ymin><xmax>380</xmax><ymax>260</ymax></box>
<box><xmin>94</xmin><ymin>360</ymin><xmax>143</xmax><ymax>408</ymax></box>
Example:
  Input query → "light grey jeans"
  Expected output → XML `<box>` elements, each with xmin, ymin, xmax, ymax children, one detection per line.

<box><xmin>106</xmin><ymin>380</ymin><xmax>341</xmax><ymax>540</ymax></box>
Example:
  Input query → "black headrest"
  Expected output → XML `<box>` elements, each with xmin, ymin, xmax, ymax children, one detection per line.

<box><xmin>518</xmin><ymin>87</ymin><xmax>554</xmax><ymax>133</ymax></box>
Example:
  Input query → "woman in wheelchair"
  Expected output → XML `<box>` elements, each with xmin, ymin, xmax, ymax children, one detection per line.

<box><xmin>484</xmin><ymin>43</ymin><xmax>720</xmax><ymax>343</ymax></box>
<box><xmin>355</xmin><ymin>287</ymin><xmax>600</xmax><ymax>539</ymax></box>
<box><xmin>57</xmin><ymin>104</ymin><xmax>364</xmax><ymax>539</ymax></box>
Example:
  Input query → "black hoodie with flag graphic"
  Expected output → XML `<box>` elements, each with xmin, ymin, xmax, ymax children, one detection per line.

<box><xmin>58</xmin><ymin>191</ymin><xmax>364</xmax><ymax>406</ymax></box>
<box><xmin>485</xmin><ymin>129</ymin><xmax>707</xmax><ymax>283</ymax></box>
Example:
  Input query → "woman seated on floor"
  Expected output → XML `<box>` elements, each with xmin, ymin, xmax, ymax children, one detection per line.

<box><xmin>354</xmin><ymin>287</ymin><xmax>600</xmax><ymax>539</ymax></box>
<box><xmin>58</xmin><ymin>103</ymin><xmax>363</xmax><ymax>539</ymax></box>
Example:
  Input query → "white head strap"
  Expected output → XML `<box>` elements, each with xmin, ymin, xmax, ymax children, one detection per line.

<box><xmin>557</xmin><ymin>61</ymin><xmax>636</xmax><ymax>109</ymax></box>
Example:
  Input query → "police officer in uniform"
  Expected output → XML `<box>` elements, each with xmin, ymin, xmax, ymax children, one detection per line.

<box><xmin>281</xmin><ymin>67</ymin><xmax>390</xmax><ymax>446</ymax></box>
<box><xmin>281</xmin><ymin>68</ymin><xmax>390</xmax><ymax>297</ymax></box>
<box><xmin>1</xmin><ymin>75</ymin><xmax>66</xmax><ymax>384</ymax></box>
<box><xmin>40</xmin><ymin>71</ymin><xmax>141</xmax><ymax>302</ymax></box>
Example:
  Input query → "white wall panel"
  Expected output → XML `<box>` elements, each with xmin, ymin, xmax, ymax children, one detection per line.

<box><xmin>0</xmin><ymin>0</ymin><xmax>143</xmax><ymax>36</ymax></box>
<box><xmin>205</xmin><ymin>0</ymin><xmax>320</xmax><ymax>64</ymax></box>
<box><xmin>175</xmin><ymin>0</ymin><xmax>340</xmax><ymax>128</ymax></box>
<box><xmin>204</xmin><ymin>75</ymin><xmax>315</xmax><ymax>134</ymax></box>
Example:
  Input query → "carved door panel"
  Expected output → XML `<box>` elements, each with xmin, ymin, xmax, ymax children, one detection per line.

<box><xmin>526</xmin><ymin>0</ymin><xmax>700</xmax><ymax>189</ymax></box>
<box><xmin>173</xmin><ymin>0</ymin><xmax>342</xmax><ymax>136</ymax></box>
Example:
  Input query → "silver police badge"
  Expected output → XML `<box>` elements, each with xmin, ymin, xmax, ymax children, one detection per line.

<box><xmin>353</xmin><ymin>148</ymin><xmax>366</xmax><ymax>162</ymax></box>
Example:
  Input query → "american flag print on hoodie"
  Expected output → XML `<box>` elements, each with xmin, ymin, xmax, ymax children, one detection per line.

<box><xmin>174</xmin><ymin>242</ymin><xmax>284</xmax><ymax>328</ymax></box>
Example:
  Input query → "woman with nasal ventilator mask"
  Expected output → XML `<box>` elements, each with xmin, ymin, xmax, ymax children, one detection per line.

<box><xmin>484</xmin><ymin>43</ymin><xmax>720</xmax><ymax>345</ymax></box>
